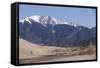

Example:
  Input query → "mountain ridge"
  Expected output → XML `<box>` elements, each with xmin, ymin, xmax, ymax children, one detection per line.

<box><xmin>19</xmin><ymin>15</ymin><xmax>96</xmax><ymax>47</ymax></box>
<box><xmin>19</xmin><ymin>15</ymin><xmax>79</xmax><ymax>27</ymax></box>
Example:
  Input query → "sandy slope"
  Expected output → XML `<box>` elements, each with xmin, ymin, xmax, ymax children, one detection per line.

<box><xmin>19</xmin><ymin>38</ymin><xmax>65</xmax><ymax>59</ymax></box>
<box><xmin>19</xmin><ymin>38</ymin><xmax>96</xmax><ymax>64</ymax></box>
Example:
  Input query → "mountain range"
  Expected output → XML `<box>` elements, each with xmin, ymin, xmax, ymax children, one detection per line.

<box><xmin>19</xmin><ymin>15</ymin><xmax>96</xmax><ymax>47</ymax></box>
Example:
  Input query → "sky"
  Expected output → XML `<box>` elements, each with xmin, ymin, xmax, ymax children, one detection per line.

<box><xmin>19</xmin><ymin>4</ymin><xmax>96</xmax><ymax>28</ymax></box>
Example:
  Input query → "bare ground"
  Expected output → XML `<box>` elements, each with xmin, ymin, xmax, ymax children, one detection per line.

<box><xmin>19</xmin><ymin>38</ymin><xmax>96</xmax><ymax>64</ymax></box>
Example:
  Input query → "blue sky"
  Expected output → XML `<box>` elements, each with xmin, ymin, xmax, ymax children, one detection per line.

<box><xmin>19</xmin><ymin>4</ymin><xmax>96</xmax><ymax>28</ymax></box>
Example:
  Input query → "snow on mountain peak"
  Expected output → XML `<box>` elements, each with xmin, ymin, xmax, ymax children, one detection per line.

<box><xmin>73</xmin><ymin>24</ymin><xmax>78</xmax><ymax>27</ymax></box>
<box><xmin>19</xmin><ymin>15</ymin><xmax>78</xmax><ymax>27</ymax></box>
<box><xmin>25</xmin><ymin>18</ymin><xmax>32</xmax><ymax>24</ymax></box>
<box><xmin>29</xmin><ymin>15</ymin><xmax>41</xmax><ymax>22</ymax></box>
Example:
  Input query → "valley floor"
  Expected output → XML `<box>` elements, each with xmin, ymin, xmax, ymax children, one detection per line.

<box><xmin>19</xmin><ymin>38</ymin><xmax>96</xmax><ymax>64</ymax></box>
<box><xmin>19</xmin><ymin>54</ymin><xmax>96</xmax><ymax>64</ymax></box>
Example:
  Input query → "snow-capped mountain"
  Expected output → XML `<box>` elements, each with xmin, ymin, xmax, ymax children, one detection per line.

<box><xmin>19</xmin><ymin>15</ymin><xmax>96</xmax><ymax>47</ymax></box>
<box><xmin>19</xmin><ymin>15</ymin><xmax>78</xmax><ymax>27</ymax></box>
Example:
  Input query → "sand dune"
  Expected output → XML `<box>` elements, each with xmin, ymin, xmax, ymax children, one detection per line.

<box><xmin>19</xmin><ymin>38</ymin><xmax>66</xmax><ymax>59</ymax></box>
<box><xmin>19</xmin><ymin>38</ymin><xmax>96</xmax><ymax>64</ymax></box>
